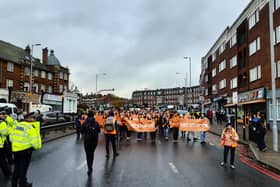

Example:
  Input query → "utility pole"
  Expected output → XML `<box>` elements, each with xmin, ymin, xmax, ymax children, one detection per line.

<box><xmin>269</xmin><ymin>0</ymin><xmax>278</xmax><ymax>152</ymax></box>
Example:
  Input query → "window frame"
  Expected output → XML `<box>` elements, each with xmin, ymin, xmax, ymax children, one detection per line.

<box><xmin>230</xmin><ymin>55</ymin><xmax>237</xmax><ymax>68</ymax></box>
<box><xmin>7</xmin><ymin>62</ymin><xmax>14</xmax><ymax>72</ymax></box>
<box><xmin>6</xmin><ymin>79</ymin><xmax>13</xmax><ymax>88</ymax></box>
<box><xmin>41</xmin><ymin>71</ymin><xmax>46</xmax><ymax>79</ymax></box>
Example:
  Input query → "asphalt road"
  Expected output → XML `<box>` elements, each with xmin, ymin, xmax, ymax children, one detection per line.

<box><xmin>1</xmin><ymin>133</ymin><xmax>279</xmax><ymax>187</ymax></box>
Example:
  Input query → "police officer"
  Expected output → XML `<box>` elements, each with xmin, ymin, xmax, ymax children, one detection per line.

<box><xmin>4</xmin><ymin>108</ymin><xmax>15</xmax><ymax>165</ymax></box>
<box><xmin>0</xmin><ymin>111</ymin><xmax>11</xmax><ymax>178</ymax></box>
<box><xmin>10</xmin><ymin>112</ymin><xmax>42</xmax><ymax>187</ymax></box>
<box><xmin>104</xmin><ymin>111</ymin><xmax>119</xmax><ymax>158</ymax></box>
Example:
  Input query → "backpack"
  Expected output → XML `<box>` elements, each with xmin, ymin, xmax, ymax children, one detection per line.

<box><xmin>85</xmin><ymin>119</ymin><xmax>98</xmax><ymax>137</ymax></box>
<box><xmin>104</xmin><ymin>117</ymin><xmax>115</xmax><ymax>132</ymax></box>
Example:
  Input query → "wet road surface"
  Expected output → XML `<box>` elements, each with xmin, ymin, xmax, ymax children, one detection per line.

<box><xmin>1</xmin><ymin>134</ymin><xmax>280</xmax><ymax>187</ymax></box>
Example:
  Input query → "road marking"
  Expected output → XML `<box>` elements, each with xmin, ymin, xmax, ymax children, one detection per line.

<box><xmin>119</xmin><ymin>169</ymin><xmax>125</xmax><ymax>182</ymax></box>
<box><xmin>169</xmin><ymin>162</ymin><xmax>179</xmax><ymax>174</ymax></box>
<box><xmin>76</xmin><ymin>161</ymin><xmax>87</xmax><ymax>170</ymax></box>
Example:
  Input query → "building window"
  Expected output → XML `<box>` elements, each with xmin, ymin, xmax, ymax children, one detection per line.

<box><xmin>212</xmin><ymin>68</ymin><xmax>216</xmax><ymax>77</ymax></box>
<box><xmin>230</xmin><ymin>56</ymin><xmax>237</xmax><ymax>68</ymax></box>
<box><xmin>48</xmin><ymin>86</ymin><xmax>52</xmax><ymax>93</ymax></box>
<box><xmin>249</xmin><ymin>37</ymin><xmax>261</xmax><ymax>56</ymax></box>
<box><xmin>24</xmin><ymin>67</ymin><xmax>30</xmax><ymax>76</ymax></box>
<box><xmin>219</xmin><ymin>41</ymin><xmax>226</xmax><ymax>54</ymax></box>
<box><xmin>212</xmin><ymin>84</ymin><xmax>217</xmax><ymax>92</ymax></box>
<box><xmin>6</xmin><ymin>79</ymin><xmax>13</xmax><ymax>88</ymax></box>
<box><xmin>60</xmin><ymin>72</ymin><xmax>63</xmax><ymax>79</ymax></box>
<box><xmin>230</xmin><ymin>77</ymin><xmax>238</xmax><ymax>89</ymax></box>
<box><xmin>7</xmin><ymin>62</ymin><xmax>14</xmax><ymax>72</ymax></box>
<box><xmin>205</xmin><ymin>89</ymin><xmax>208</xmax><ymax>96</ymax></box>
<box><xmin>275</xmin><ymin>0</ymin><xmax>280</xmax><ymax>11</ymax></box>
<box><xmin>205</xmin><ymin>75</ymin><xmax>208</xmax><ymax>83</ymax></box>
<box><xmin>275</xmin><ymin>25</ymin><xmax>280</xmax><ymax>44</ymax></box>
<box><xmin>34</xmin><ymin>69</ymin><xmax>39</xmax><ymax>77</ymax></box>
<box><xmin>48</xmin><ymin>73</ymin><xmax>53</xmax><ymax>80</ymax></box>
<box><xmin>64</xmin><ymin>73</ymin><xmax>68</xmax><ymax>80</ymax></box>
<box><xmin>41</xmin><ymin>84</ymin><xmax>46</xmax><ymax>92</ymax></box>
<box><xmin>59</xmin><ymin>85</ymin><xmax>63</xmax><ymax>93</ymax></box>
<box><xmin>24</xmin><ymin>82</ymin><xmax>30</xmax><ymax>92</ymax></box>
<box><xmin>248</xmin><ymin>9</ymin><xmax>259</xmax><ymax>29</ymax></box>
<box><xmin>219</xmin><ymin>79</ymin><xmax>226</xmax><ymax>89</ymax></box>
<box><xmin>249</xmin><ymin>65</ymin><xmax>261</xmax><ymax>82</ymax></box>
<box><xmin>278</xmin><ymin>61</ymin><xmax>280</xmax><ymax>78</ymax></box>
<box><xmin>212</xmin><ymin>53</ymin><xmax>216</xmax><ymax>61</ymax></box>
<box><xmin>230</xmin><ymin>33</ymin><xmax>237</xmax><ymax>48</ymax></box>
<box><xmin>33</xmin><ymin>83</ymin><xmax>39</xmax><ymax>93</ymax></box>
<box><xmin>269</xmin><ymin>99</ymin><xmax>280</xmax><ymax>120</ymax></box>
<box><xmin>41</xmin><ymin>71</ymin><xmax>46</xmax><ymax>79</ymax></box>
<box><xmin>219</xmin><ymin>60</ymin><xmax>226</xmax><ymax>72</ymax></box>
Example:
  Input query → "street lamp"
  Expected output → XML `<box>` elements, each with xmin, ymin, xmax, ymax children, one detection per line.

<box><xmin>30</xmin><ymin>43</ymin><xmax>41</xmax><ymax>94</ymax></box>
<box><xmin>96</xmin><ymin>73</ymin><xmax>106</xmax><ymax>93</ymax></box>
<box><xmin>184</xmin><ymin>56</ymin><xmax>191</xmax><ymax>87</ymax></box>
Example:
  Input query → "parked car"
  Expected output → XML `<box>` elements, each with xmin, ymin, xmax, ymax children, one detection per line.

<box><xmin>41</xmin><ymin>111</ymin><xmax>69</xmax><ymax>125</ymax></box>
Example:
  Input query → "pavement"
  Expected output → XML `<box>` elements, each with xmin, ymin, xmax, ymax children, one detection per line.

<box><xmin>208</xmin><ymin>120</ymin><xmax>280</xmax><ymax>174</ymax></box>
<box><xmin>1</xmin><ymin>133</ymin><xmax>280</xmax><ymax>187</ymax></box>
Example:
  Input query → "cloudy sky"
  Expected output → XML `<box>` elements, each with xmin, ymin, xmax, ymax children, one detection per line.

<box><xmin>0</xmin><ymin>0</ymin><xmax>250</xmax><ymax>98</ymax></box>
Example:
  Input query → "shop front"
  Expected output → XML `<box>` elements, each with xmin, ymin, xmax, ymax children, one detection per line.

<box><xmin>11</xmin><ymin>91</ymin><xmax>41</xmax><ymax>112</ymax></box>
<box><xmin>43</xmin><ymin>94</ymin><xmax>62</xmax><ymax>111</ymax></box>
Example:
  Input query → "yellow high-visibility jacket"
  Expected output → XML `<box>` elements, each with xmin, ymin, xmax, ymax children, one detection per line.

<box><xmin>0</xmin><ymin>120</ymin><xmax>8</xmax><ymax>148</ymax></box>
<box><xmin>9</xmin><ymin>121</ymin><xmax>42</xmax><ymax>152</ymax></box>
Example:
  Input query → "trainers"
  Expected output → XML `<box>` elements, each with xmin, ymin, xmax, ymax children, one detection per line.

<box><xmin>187</xmin><ymin>138</ymin><xmax>191</xmax><ymax>141</ymax></box>
<box><xmin>106</xmin><ymin>154</ymin><xmax>110</xmax><ymax>158</ymax></box>
<box><xmin>114</xmin><ymin>153</ymin><xmax>119</xmax><ymax>157</ymax></box>
<box><xmin>220</xmin><ymin>162</ymin><xmax>225</xmax><ymax>166</ymax></box>
<box><xmin>230</xmin><ymin>165</ymin><xmax>235</xmax><ymax>169</ymax></box>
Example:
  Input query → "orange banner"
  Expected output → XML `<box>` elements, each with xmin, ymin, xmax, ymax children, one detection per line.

<box><xmin>125</xmin><ymin>119</ymin><xmax>156</xmax><ymax>132</ymax></box>
<box><xmin>179</xmin><ymin>118</ymin><xmax>210</xmax><ymax>132</ymax></box>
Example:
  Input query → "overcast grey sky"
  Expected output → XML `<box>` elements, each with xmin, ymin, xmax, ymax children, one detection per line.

<box><xmin>0</xmin><ymin>0</ymin><xmax>250</xmax><ymax>98</ymax></box>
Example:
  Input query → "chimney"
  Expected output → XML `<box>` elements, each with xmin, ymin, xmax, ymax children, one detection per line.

<box><xmin>42</xmin><ymin>47</ymin><xmax>48</xmax><ymax>65</ymax></box>
<box><xmin>25</xmin><ymin>45</ymin><xmax>31</xmax><ymax>54</ymax></box>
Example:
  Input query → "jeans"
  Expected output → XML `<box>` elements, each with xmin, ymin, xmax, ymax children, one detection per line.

<box><xmin>105</xmin><ymin>134</ymin><xmax>117</xmax><ymax>156</ymax></box>
<box><xmin>223</xmin><ymin>146</ymin><xmax>235</xmax><ymax>165</ymax></box>
<box><xmin>173</xmin><ymin>128</ymin><xmax>179</xmax><ymax>140</ymax></box>
<box><xmin>163</xmin><ymin>128</ymin><xmax>169</xmax><ymax>138</ymax></box>
<box><xmin>200</xmin><ymin>132</ymin><xmax>206</xmax><ymax>142</ymax></box>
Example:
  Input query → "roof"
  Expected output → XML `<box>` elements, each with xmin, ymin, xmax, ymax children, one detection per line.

<box><xmin>48</xmin><ymin>50</ymin><xmax>61</xmax><ymax>66</ymax></box>
<box><xmin>0</xmin><ymin>40</ymin><xmax>28</xmax><ymax>64</ymax></box>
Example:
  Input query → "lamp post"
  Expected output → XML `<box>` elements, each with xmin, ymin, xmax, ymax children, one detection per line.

<box><xmin>184</xmin><ymin>57</ymin><xmax>191</xmax><ymax>87</ymax></box>
<box><xmin>96</xmin><ymin>73</ymin><xmax>106</xmax><ymax>93</ymax></box>
<box><xmin>30</xmin><ymin>43</ymin><xmax>41</xmax><ymax>94</ymax></box>
<box><xmin>269</xmin><ymin>0</ymin><xmax>278</xmax><ymax>152</ymax></box>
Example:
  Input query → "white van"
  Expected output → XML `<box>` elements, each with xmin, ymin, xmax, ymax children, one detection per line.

<box><xmin>30</xmin><ymin>104</ymin><xmax>52</xmax><ymax>113</ymax></box>
<box><xmin>0</xmin><ymin>103</ymin><xmax>18</xmax><ymax>120</ymax></box>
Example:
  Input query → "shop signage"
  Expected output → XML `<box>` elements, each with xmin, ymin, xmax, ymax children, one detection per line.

<box><xmin>238</xmin><ymin>88</ymin><xmax>265</xmax><ymax>103</ymax></box>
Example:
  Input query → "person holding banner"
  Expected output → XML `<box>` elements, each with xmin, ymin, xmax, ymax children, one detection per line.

<box><xmin>170</xmin><ymin>112</ymin><xmax>180</xmax><ymax>143</ymax></box>
<box><xmin>200</xmin><ymin>113</ymin><xmax>208</xmax><ymax>145</ymax></box>
<box><xmin>220</xmin><ymin>123</ymin><xmax>239</xmax><ymax>169</ymax></box>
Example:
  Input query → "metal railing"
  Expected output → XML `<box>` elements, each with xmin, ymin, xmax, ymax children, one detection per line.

<box><xmin>41</xmin><ymin>121</ymin><xmax>74</xmax><ymax>131</ymax></box>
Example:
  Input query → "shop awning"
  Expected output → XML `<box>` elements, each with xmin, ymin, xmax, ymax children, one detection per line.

<box><xmin>224</xmin><ymin>103</ymin><xmax>237</xmax><ymax>107</ymax></box>
<box><xmin>238</xmin><ymin>99</ymin><xmax>266</xmax><ymax>105</ymax></box>
<box><xmin>224</xmin><ymin>99</ymin><xmax>266</xmax><ymax>107</ymax></box>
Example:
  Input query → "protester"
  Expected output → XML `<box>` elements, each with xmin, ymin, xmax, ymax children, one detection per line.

<box><xmin>104</xmin><ymin>111</ymin><xmax>119</xmax><ymax>158</ymax></box>
<box><xmin>200</xmin><ymin>113</ymin><xmax>208</xmax><ymax>145</ymax></box>
<box><xmin>75</xmin><ymin>114</ymin><xmax>82</xmax><ymax>140</ymax></box>
<box><xmin>256</xmin><ymin>112</ymin><xmax>267</xmax><ymax>152</ymax></box>
<box><xmin>81</xmin><ymin>111</ymin><xmax>100</xmax><ymax>176</ymax></box>
<box><xmin>220</xmin><ymin>123</ymin><xmax>239</xmax><ymax>169</ymax></box>
<box><xmin>170</xmin><ymin>112</ymin><xmax>180</xmax><ymax>143</ymax></box>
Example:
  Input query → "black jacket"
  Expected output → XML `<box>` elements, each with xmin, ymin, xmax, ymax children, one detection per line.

<box><xmin>81</xmin><ymin>117</ymin><xmax>100</xmax><ymax>143</ymax></box>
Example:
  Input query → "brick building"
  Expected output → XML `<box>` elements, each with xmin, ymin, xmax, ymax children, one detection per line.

<box><xmin>0</xmin><ymin>40</ymin><xmax>70</xmax><ymax>111</ymax></box>
<box><xmin>132</xmin><ymin>86</ymin><xmax>200</xmax><ymax>109</ymax></box>
<box><xmin>200</xmin><ymin>0</ymin><xmax>280</xmax><ymax>129</ymax></box>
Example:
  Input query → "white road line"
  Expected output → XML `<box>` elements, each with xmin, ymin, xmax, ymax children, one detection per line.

<box><xmin>169</xmin><ymin>162</ymin><xmax>179</xmax><ymax>174</ymax></box>
<box><xmin>76</xmin><ymin>161</ymin><xmax>87</xmax><ymax>170</ymax></box>
<box><xmin>119</xmin><ymin>169</ymin><xmax>125</xmax><ymax>182</ymax></box>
